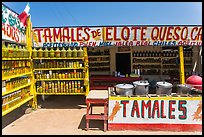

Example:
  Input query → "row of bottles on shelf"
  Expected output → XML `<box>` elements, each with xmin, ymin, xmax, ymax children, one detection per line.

<box><xmin>89</xmin><ymin>67</ymin><xmax>110</xmax><ymax>71</ymax></box>
<box><xmin>2</xmin><ymin>61</ymin><xmax>31</xmax><ymax>69</ymax></box>
<box><xmin>88</xmin><ymin>57</ymin><xmax>110</xmax><ymax>61</ymax></box>
<box><xmin>133</xmin><ymin>51</ymin><xmax>162</xmax><ymax>57</ymax></box>
<box><xmin>36</xmin><ymin>81</ymin><xmax>84</xmax><ymax>93</ymax></box>
<box><xmin>162</xmin><ymin>64</ymin><xmax>178</xmax><ymax>69</ymax></box>
<box><xmin>2</xmin><ymin>42</ymin><xmax>30</xmax><ymax>58</ymax></box>
<box><xmin>89</xmin><ymin>62</ymin><xmax>110</xmax><ymax>67</ymax></box>
<box><xmin>2</xmin><ymin>67</ymin><xmax>31</xmax><ymax>78</ymax></box>
<box><xmin>162</xmin><ymin>58</ymin><xmax>177</xmax><ymax>64</ymax></box>
<box><xmin>162</xmin><ymin>70</ymin><xmax>179</xmax><ymax>75</ymax></box>
<box><xmin>133</xmin><ymin>65</ymin><xmax>161</xmax><ymax>69</ymax></box>
<box><xmin>35</xmin><ymin>70</ymin><xmax>85</xmax><ymax>80</ymax></box>
<box><xmin>133</xmin><ymin>50</ymin><xmax>193</xmax><ymax>57</ymax></box>
<box><xmin>133</xmin><ymin>58</ymin><xmax>161</xmax><ymax>63</ymax></box>
<box><xmin>34</xmin><ymin>61</ymin><xmax>83</xmax><ymax>69</ymax></box>
<box><xmin>2</xmin><ymin>87</ymin><xmax>31</xmax><ymax>111</ymax></box>
<box><xmin>2</xmin><ymin>77</ymin><xmax>31</xmax><ymax>92</ymax></box>
<box><xmin>32</xmin><ymin>47</ymin><xmax>84</xmax><ymax>58</ymax></box>
<box><xmin>88</xmin><ymin>49</ymin><xmax>110</xmax><ymax>56</ymax></box>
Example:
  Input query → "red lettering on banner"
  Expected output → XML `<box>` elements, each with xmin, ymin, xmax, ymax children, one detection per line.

<box><xmin>71</xmin><ymin>28</ymin><xmax>76</xmax><ymax>42</ymax></box>
<box><xmin>62</xmin><ymin>27</ymin><xmax>70</xmax><ymax>42</ymax></box>
<box><xmin>173</xmin><ymin>27</ymin><xmax>181</xmax><ymax>40</ymax></box>
<box><xmin>141</xmin><ymin>27</ymin><xmax>147</xmax><ymax>41</ymax></box>
<box><xmin>92</xmin><ymin>42</ymin><xmax>96</xmax><ymax>46</ymax></box>
<box><xmin>178</xmin><ymin>100</ymin><xmax>187</xmax><ymax>119</ymax></box>
<box><xmin>105</xmin><ymin>27</ymin><xmax>113</xmax><ymax>41</ymax></box>
<box><xmin>83</xmin><ymin>27</ymin><xmax>90</xmax><ymax>41</ymax></box>
<box><xmin>76</xmin><ymin>27</ymin><xmax>83</xmax><ymax>41</ymax></box>
<box><xmin>191</xmin><ymin>27</ymin><xmax>198</xmax><ymax>40</ymax></box>
<box><xmin>53</xmin><ymin>28</ymin><xmax>62</xmax><ymax>42</ymax></box>
<box><xmin>121</xmin><ymin>100</ymin><xmax>129</xmax><ymax>117</ymax></box>
<box><xmin>131</xmin><ymin>100</ymin><xmax>140</xmax><ymax>118</ymax></box>
<box><xmin>180</xmin><ymin>27</ymin><xmax>188</xmax><ymax>40</ymax></box>
<box><xmin>169</xmin><ymin>100</ymin><xmax>176</xmax><ymax>119</ymax></box>
<box><xmin>152</xmin><ymin>100</ymin><xmax>160</xmax><ymax>118</ymax></box>
<box><xmin>114</xmin><ymin>27</ymin><xmax>120</xmax><ymax>41</ymax></box>
<box><xmin>161</xmin><ymin>100</ymin><xmax>166</xmax><ymax>118</ymax></box>
<box><xmin>197</xmin><ymin>27</ymin><xmax>202</xmax><ymax>41</ymax></box>
<box><xmin>141</xmin><ymin>100</ymin><xmax>151</xmax><ymax>118</ymax></box>
<box><xmin>121</xmin><ymin>27</ymin><xmax>130</xmax><ymax>41</ymax></box>
<box><xmin>151</xmin><ymin>27</ymin><xmax>159</xmax><ymax>40</ymax></box>
<box><xmin>159</xmin><ymin>27</ymin><xmax>167</xmax><ymax>41</ymax></box>
<box><xmin>166</xmin><ymin>26</ymin><xmax>174</xmax><ymax>41</ymax></box>
<box><xmin>43</xmin><ymin>28</ymin><xmax>52</xmax><ymax>42</ymax></box>
<box><xmin>14</xmin><ymin>28</ymin><xmax>19</xmax><ymax>42</ymax></box>
<box><xmin>34</xmin><ymin>29</ymin><xmax>43</xmax><ymax>42</ymax></box>
<box><xmin>131</xmin><ymin>26</ymin><xmax>140</xmax><ymax>41</ymax></box>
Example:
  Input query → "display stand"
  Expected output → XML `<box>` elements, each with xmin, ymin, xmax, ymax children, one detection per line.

<box><xmin>2</xmin><ymin>17</ymin><xmax>37</xmax><ymax>116</ymax></box>
<box><xmin>32</xmin><ymin>47</ymin><xmax>90</xmax><ymax>102</ymax></box>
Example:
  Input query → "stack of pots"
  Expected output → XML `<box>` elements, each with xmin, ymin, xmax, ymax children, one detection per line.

<box><xmin>156</xmin><ymin>81</ymin><xmax>173</xmax><ymax>95</ymax></box>
<box><xmin>132</xmin><ymin>80</ymin><xmax>149</xmax><ymax>95</ymax></box>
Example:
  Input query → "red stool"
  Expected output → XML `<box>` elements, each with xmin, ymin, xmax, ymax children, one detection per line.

<box><xmin>86</xmin><ymin>90</ymin><xmax>108</xmax><ymax>132</ymax></box>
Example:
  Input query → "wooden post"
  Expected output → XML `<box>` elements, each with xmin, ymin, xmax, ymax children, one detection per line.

<box><xmin>179</xmin><ymin>46</ymin><xmax>185</xmax><ymax>84</ymax></box>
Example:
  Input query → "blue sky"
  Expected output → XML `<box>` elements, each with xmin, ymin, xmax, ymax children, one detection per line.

<box><xmin>2</xmin><ymin>2</ymin><xmax>202</xmax><ymax>27</ymax></box>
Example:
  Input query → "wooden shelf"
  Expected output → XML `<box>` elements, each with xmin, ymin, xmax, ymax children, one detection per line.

<box><xmin>133</xmin><ymin>62</ymin><xmax>161</xmax><ymax>64</ymax></box>
<box><xmin>88</xmin><ymin>55</ymin><xmax>109</xmax><ymax>58</ymax></box>
<box><xmin>88</xmin><ymin>61</ymin><xmax>110</xmax><ymax>63</ymax></box>
<box><xmin>133</xmin><ymin>56</ymin><xmax>161</xmax><ymax>58</ymax></box>
<box><xmin>89</xmin><ymin>66</ymin><xmax>110</xmax><ymax>68</ymax></box>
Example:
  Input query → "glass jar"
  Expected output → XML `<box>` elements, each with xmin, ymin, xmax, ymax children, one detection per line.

<box><xmin>77</xmin><ymin>47</ymin><xmax>84</xmax><ymax>57</ymax></box>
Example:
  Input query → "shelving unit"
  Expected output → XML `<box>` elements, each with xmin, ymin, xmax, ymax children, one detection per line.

<box><xmin>32</xmin><ymin>47</ymin><xmax>90</xmax><ymax>97</ymax></box>
<box><xmin>2</xmin><ymin>17</ymin><xmax>37</xmax><ymax>116</ymax></box>
<box><xmin>132</xmin><ymin>46</ymin><xmax>162</xmax><ymax>76</ymax></box>
<box><xmin>131</xmin><ymin>46</ymin><xmax>193</xmax><ymax>83</ymax></box>
<box><xmin>87</xmin><ymin>47</ymin><xmax>110</xmax><ymax>75</ymax></box>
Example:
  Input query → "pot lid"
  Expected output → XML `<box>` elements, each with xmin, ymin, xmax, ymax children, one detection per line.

<box><xmin>156</xmin><ymin>81</ymin><xmax>173</xmax><ymax>88</ymax></box>
<box><xmin>177</xmin><ymin>84</ymin><xmax>192</xmax><ymax>88</ymax></box>
<box><xmin>115</xmin><ymin>84</ymin><xmax>133</xmax><ymax>89</ymax></box>
<box><xmin>133</xmin><ymin>80</ymin><xmax>149</xmax><ymax>86</ymax></box>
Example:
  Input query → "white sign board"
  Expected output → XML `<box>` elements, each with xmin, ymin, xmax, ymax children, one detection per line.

<box><xmin>108</xmin><ymin>98</ymin><xmax>202</xmax><ymax>124</ymax></box>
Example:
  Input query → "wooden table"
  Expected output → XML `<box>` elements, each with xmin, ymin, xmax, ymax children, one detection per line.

<box><xmin>86</xmin><ymin>90</ymin><xmax>109</xmax><ymax>131</ymax></box>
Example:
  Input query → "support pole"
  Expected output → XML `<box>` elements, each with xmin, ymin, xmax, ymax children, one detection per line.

<box><xmin>179</xmin><ymin>46</ymin><xmax>185</xmax><ymax>84</ymax></box>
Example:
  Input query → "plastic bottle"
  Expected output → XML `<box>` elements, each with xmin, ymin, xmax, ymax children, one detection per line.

<box><xmin>72</xmin><ymin>47</ymin><xmax>77</xmax><ymax>57</ymax></box>
<box><xmin>55</xmin><ymin>47</ymin><xmax>60</xmax><ymax>58</ymax></box>
<box><xmin>66</xmin><ymin>47</ymin><xmax>72</xmax><ymax>57</ymax></box>
<box><xmin>77</xmin><ymin>47</ymin><xmax>84</xmax><ymax>57</ymax></box>
<box><xmin>61</xmin><ymin>47</ymin><xmax>66</xmax><ymax>58</ymax></box>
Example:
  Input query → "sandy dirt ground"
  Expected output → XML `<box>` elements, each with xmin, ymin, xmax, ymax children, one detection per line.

<box><xmin>2</xmin><ymin>95</ymin><xmax>202</xmax><ymax>135</ymax></box>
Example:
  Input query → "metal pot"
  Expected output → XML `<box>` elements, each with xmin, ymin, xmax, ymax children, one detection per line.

<box><xmin>133</xmin><ymin>80</ymin><xmax>149</xmax><ymax>95</ymax></box>
<box><xmin>156</xmin><ymin>81</ymin><xmax>173</xmax><ymax>95</ymax></box>
<box><xmin>176</xmin><ymin>84</ymin><xmax>192</xmax><ymax>95</ymax></box>
<box><xmin>115</xmin><ymin>83</ymin><xmax>134</xmax><ymax>96</ymax></box>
